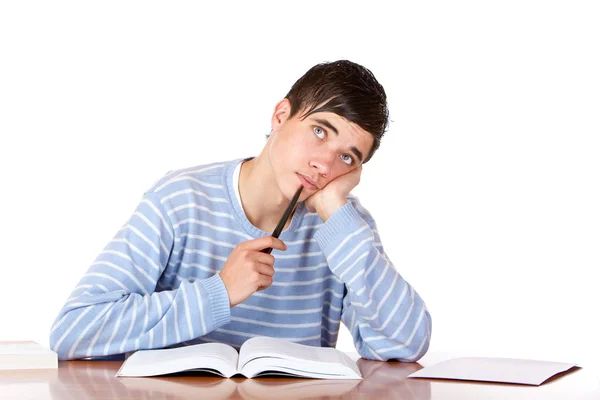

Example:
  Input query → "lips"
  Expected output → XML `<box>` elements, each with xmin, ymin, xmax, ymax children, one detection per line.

<box><xmin>297</xmin><ymin>173</ymin><xmax>318</xmax><ymax>190</ymax></box>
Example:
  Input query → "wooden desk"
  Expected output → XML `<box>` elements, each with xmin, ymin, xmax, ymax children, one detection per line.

<box><xmin>0</xmin><ymin>356</ymin><xmax>597</xmax><ymax>399</ymax></box>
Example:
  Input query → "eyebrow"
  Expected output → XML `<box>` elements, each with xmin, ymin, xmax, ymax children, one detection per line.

<box><xmin>313</xmin><ymin>118</ymin><xmax>364</xmax><ymax>164</ymax></box>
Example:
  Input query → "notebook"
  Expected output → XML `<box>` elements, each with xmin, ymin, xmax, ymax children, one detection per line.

<box><xmin>117</xmin><ymin>336</ymin><xmax>362</xmax><ymax>379</ymax></box>
<box><xmin>0</xmin><ymin>341</ymin><xmax>58</xmax><ymax>370</ymax></box>
<box><xmin>408</xmin><ymin>356</ymin><xmax>578</xmax><ymax>386</ymax></box>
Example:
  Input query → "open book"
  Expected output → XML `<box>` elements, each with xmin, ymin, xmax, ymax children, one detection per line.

<box><xmin>117</xmin><ymin>336</ymin><xmax>362</xmax><ymax>380</ymax></box>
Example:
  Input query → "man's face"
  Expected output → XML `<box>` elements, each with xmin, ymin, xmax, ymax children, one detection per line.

<box><xmin>268</xmin><ymin>100</ymin><xmax>374</xmax><ymax>202</ymax></box>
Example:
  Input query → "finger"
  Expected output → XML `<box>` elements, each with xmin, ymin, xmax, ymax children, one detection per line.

<box><xmin>240</xmin><ymin>236</ymin><xmax>287</xmax><ymax>252</ymax></box>
<box><xmin>348</xmin><ymin>164</ymin><xmax>362</xmax><ymax>177</ymax></box>
<box><xmin>257</xmin><ymin>275</ymin><xmax>273</xmax><ymax>290</ymax></box>
<box><xmin>354</xmin><ymin>164</ymin><xmax>362</xmax><ymax>176</ymax></box>
<box><xmin>250</xmin><ymin>251</ymin><xmax>276</xmax><ymax>266</ymax></box>
<box><xmin>255</xmin><ymin>263</ymin><xmax>275</xmax><ymax>277</ymax></box>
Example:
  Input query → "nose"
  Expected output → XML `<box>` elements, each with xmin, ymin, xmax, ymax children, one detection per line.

<box><xmin>309</xmin><ymin>149</ymin><xmax>335</xmax><ymax>179</ymax></box>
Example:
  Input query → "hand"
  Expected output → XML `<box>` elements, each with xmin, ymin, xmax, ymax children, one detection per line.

<box><xmin>305</xmin><ymin>165</ymin><xmax>362</xmax><ymax>221</ymax></box>
<box><xmin>218</xmin><ymin>236</ymin><xmax>287</xmax><ymax>307</ymax></box>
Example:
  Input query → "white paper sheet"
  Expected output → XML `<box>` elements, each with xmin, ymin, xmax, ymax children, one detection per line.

<box><xmin>407</xmin><ymin>357</ymin><xmax>577</xmax><ymax>386</ymax></box>
<box><xmin>0</xmin><ymin>343</ymin><xmax>50</xmax><ymax>354</ymax></box>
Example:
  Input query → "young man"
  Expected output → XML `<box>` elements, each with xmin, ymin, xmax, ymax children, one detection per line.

<box><xmin>50</xmin><ymin>60</ymin><xmax>432</xmax><ymax>362</ymax></box>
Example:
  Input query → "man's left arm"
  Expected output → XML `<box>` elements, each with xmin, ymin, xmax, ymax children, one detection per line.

<box><xmin>314</xmin><ymin>198</ymin><xmax>432</xmax><ymax>362</ymax></box>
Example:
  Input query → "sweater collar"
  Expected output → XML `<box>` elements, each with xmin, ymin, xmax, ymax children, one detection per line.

<box><xmin>222</xmin><ymin>157</ymin><xmax>306</xmax><ymax>239</ymax></box>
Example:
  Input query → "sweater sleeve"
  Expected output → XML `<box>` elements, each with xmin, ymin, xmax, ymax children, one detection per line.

<box><xmin>49</xmin><ymin>192</ymin><xmax>231</xmax><ymax>360</ymax></box>
<box><xmin>314</xmin><ymin>199</ymin><xmax>432</xmax><ymax>361</ymax></box>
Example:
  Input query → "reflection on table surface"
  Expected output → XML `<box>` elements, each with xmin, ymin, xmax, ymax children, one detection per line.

<box><xmin>0</xmin><ymin>358</ymin><xmax>430</xmax><ymax>400</ymax></box>
<box><xmin>2</xmin><ymin>354</ymin><xmax>599</xmax><ymax>399</ymax></box>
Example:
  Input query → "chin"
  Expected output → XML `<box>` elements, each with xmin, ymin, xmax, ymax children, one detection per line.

<box><xmin>288</xmin><ymin>176</ymin><xmax>308</xmax><ymax>201</ymax></box>
<box><xmin>272</xmin><ymin>172</ymin><xmax>296</xmax><ymax>202</ymax></box>
<box><xmin>286</xmin><ymin>184</ymin><xmax>302</xmax><ymax>201</ymax></box>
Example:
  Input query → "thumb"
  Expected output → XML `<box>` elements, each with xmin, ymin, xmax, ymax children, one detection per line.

<box><xmin>304</xmin><ymin>197</ymin><xmax>317</xmax><ymax>213</ymax></box>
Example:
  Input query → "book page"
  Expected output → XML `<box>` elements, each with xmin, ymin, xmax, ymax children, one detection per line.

<box><xmin>0</xmin><ymin>343</ymin><xmax>58</xmax><ymax>370</ymax></box>
<box><xmin>238</xmin><ymin>337</ymin><xmax>361</xmax><ymax>378</ymax></box>
<box><xmin>0</xmin><ymin>343</ymin><xmax>54</xmax><ymax>355</ymax></box>
<box><xmin>243</xmin><ymin>362</ymin><xmax>361</xmax><ymax>379</ymax></box>
<box><xmin>117</xmin><ymin>342</ymin><xmax>239</xmax><ymax>378</ymax></box>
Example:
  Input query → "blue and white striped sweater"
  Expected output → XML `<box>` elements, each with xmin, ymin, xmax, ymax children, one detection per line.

<box><xmin>49</xmin><ymin>157</ymin><xmax>432</xmax><ymax>361</ymax></box>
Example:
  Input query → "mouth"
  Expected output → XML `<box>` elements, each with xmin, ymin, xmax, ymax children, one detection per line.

<box><xmin>297</xmin><ymin>173</ymin><xmax>318</xmax><ymax>190</ymax></box>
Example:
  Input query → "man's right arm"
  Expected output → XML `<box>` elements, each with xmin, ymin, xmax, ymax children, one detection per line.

<box><xmin>49</xmin><ymin>192</ymin><xmax>231</xmax><ymax>360</ymax></box>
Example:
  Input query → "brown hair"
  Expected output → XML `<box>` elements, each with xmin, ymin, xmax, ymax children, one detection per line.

<box><xmin>284</xmin><ymin>60</ymin><xmax>389</xmax><ymax>163</ymax></box>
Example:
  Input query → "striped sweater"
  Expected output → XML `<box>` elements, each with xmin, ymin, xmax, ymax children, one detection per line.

<box><xmin>49</xmin><ymin>157</ymin><xmax>432</xmax><ymax>361</ymax></box>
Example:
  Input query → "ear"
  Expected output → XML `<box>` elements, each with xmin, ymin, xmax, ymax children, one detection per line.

<box><xmin>271</xmin><ymin>98</ymin><xmax>291</xmax><ymax>132</ymax></box>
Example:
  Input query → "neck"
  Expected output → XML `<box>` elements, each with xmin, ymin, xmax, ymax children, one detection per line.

<box><xmin>238</xmin><ymin>150</ymin><xmax>295</xmax><ymax>234</ymax></box>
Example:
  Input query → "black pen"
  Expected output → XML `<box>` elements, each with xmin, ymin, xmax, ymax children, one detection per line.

<box><xmin>261</xmin><ymin>186</ymin><xmax>304</xmax><ymax>254</ymax></box>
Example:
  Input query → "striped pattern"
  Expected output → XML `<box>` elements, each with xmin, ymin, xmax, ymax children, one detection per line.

<box><xmin>49</xmin><ymin>158</ymin><xmax>432</xmax><ymax>361</ymax></box>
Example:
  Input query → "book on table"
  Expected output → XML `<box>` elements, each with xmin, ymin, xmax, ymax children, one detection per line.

<box><xmin>116</xmin><ymin>336</ymin><xmax>362</xmax><ymax>380</ymax></box>
<box><xmin>0</xmin><ymin>341</ymin><xmax>58</xmax><ymax>370</ymax></box>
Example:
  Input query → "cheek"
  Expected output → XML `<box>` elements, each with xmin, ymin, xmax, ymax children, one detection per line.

<box><xmin>284</xmin><ymin>132</ymin><xmax>314</xmax><ymax>159</ymax></box>
<box><xmin>327</xmin><ymin>170</ymin><xmax>344</xmax><ymax>184</ymax></box>
<box><xmin>292</xmin><ymin>130</ymin><xmax>312</xmax><ymax>147</ymax></box>
<box><xmin>270</xmin><ymin>130</ymin><xmax>307</xmax><ymax>170</ymax></box>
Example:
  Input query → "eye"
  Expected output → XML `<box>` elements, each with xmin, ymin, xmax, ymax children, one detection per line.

<box><xmin>340</xmin><ymin>154</ymin><xmax>353</xmax><ymax>165</ymax></box>
<box><xmin>313</xmin><ymin>126</ymin><xmax>326</xmax><ymax>139</ymax></box>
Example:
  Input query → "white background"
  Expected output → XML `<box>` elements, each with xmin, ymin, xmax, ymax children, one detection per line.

<box><xmin>1</xmin><ymin>1</ymin><xmax>598</xmax><ymax>366</ymax></box>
